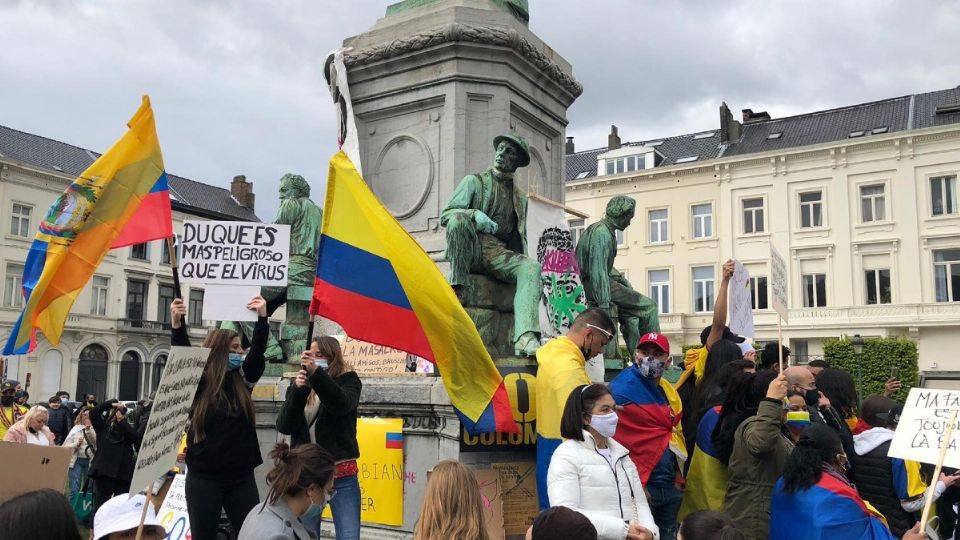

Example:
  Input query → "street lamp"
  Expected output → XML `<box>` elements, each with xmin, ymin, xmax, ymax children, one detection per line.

<box><xmin>852</xmin><ymin>334</ymin><xmax>864</xmax><ymax>402</ymax></box>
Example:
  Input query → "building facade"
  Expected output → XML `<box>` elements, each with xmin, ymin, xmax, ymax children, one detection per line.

<box><xmin>0</xmin><ymin>125</ymin><xmax>260</xmax><ymax>402</ymax></box>
<box><xmin>565</xmin><ymin>86</ymin><xmax>960</xmax><ymax>372</ymax></box>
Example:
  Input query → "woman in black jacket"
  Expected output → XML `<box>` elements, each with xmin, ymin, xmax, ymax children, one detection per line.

<box><xmin>170</xmin><ymin>295</ymin><xmax>267</xmax><ymax>540</ymax></box>
<box><xmin>276</xmin><ymin>335</ymin><xmax>362</xmax><ymax>540</ymax></box>
<box><xmin>87</xmin><ymin>399</ymin><xmax>141</xmax><ymax>511</ymax></box>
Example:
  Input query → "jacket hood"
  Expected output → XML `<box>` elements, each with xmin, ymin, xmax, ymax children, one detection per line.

<box><xmin>854</xmin><ymin>426</ymin><xmax>895</xmax><ymax>455</ymax></box>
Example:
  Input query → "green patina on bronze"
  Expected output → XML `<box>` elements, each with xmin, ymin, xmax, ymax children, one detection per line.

<box><xmin>575</xmin><ymin>195</ymin><xmax>661</xmax><ymax>358</ymax></box>
<box><xmin>222</xmin><ymin>173</ymin><xmax>323</xmax><ymax>365</ymax></box>
<box><xmin>386</xmin><ymin>0</ymin><xmax>529</xmax><ymax>24</ymax></box>
<box><xmin>441</xmin><ymin>134</ymin><xmax>541</xmax><ymax>357</ymax></box>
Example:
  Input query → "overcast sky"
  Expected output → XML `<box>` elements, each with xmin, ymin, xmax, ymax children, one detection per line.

<box><xmin>2</xmin><ymin>0</ymin><xmax>958</xmax><ymax>220</ymax></box>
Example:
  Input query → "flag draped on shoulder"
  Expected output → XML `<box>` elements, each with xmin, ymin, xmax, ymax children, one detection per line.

<box><xmin>3</xmin><ymin>96</ymin><xmax>167</xmax><ymax>355</ymax></box>
<box><xmin>678</xmin><ymin>405</ymin><xmax>728</xmax><ymax>520</ymax></box>
<box><xmin>770</xmin><ymin>472</ymin><xmax>893</xmax><ymax>540</ymax></box>
<box><xmin>310</xmin><ymin>151</ymin><xmax>518</xmax><ymax>435</ymax></box>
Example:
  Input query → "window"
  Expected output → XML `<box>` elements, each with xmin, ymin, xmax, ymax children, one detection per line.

<box><xmin>742</xmin><ymin>198</ymin><xmax>765</xmax><ymax>234</ymax></box>
<box><xmin>750</xmin><ymin>276</ymin><xmax>769</xmax><ymax>310</ymax></box>
<box><xmin>860</xmin><ymin>185</ymin><xmax>886</xmax><ymax>222</ymax></box>
<box><xmin>649</xmin><ymin>269</ymin><xmax>670</xmax><ymax>314</ymax></box>
<box><xmin>91</xmin><ymin>276</ymin><xmax>109</xmax><ymax>316</ymax></box>
<box><xmin>158</xmin><ymin>284</ymin><xmax>176</xmax><ymax>325</ymax></box>
<box><xmin>3</xmin><ymin>264</ymin><xmax>24</xmax><ymax>308</ymax></box>
<box><xmin>692</xmin><ymin>203</ymin><xmax>712</xmax><ymax>239</ymax></box>
<box><xmin>693</xmin><ymin>131</ymin><xmax>715</xmax><ymax>140</ymax></box>
<box><xmin>126</xmin><ymin>279</ymin><xmax>148</xmax><ymax>321</ymax></box>
<box><xmin>801</xmin><ymin>273</ymin><xmax>827</xmax><ymax>307</ymax></box>
<box><xmin>130</xmin><ymin>243</ymin><xmax>149</xmax><ymax>261</ymax></box>
<box><xmin>934</xmin><ymin>249</ymin><xmax>960</xmax><ymax>302</ymax></box>
<box><xmin>615</xmin><ymin>229</ymin><xmax>625</xmax><ymax>247</ymax></box>
<box><xmin>931</xmin><ymin>176</ymin><xmax>958</xmax><ymax>216</ymax></box>
<box><xmin>649</xmin><ymin>209</ymin><xmax>668</xmax><ymax>243</ymax></box>
<box><xmin>188</xmin><ymin>289</ymin><xmax>205</xmax><ymax>326</ymax></box>
<box><xmin>799</xmin><ymin>191</ymin><xmax>823</xmax><ymax>228</ymax></box>
<box><xmin>865</xmin><ymin>269</ymin><xmax>892</xmax><ymax>305</ymax></box>
<box><xmin>675</xmin><ymin>156</ymin><xmax>698</xmax><ymax>164</ymax></box>
<box><xmin>766</xmin><ymin>132</ymin><xmax>783</xmax><ymax>140</ymax></box>
<box><xmin>872</xmin><ymin>126</ymin><xmax>889</xmax><ymax>134</ymax></box>
<box><xmin>605</xmin><ymin>161</ymin><xmax>614</xmax><ymax>175</ymax></box>
<box><xmin>692</xmin><ymin>266</ymin><xmax>715</xmax><ymax>312</ymax></box>
<box><xmin>10</xmin><ymin>204</ymin><xmax>31</xmax><ymax>237</ymax></box>
<box><xmin>575</xmin><ymin>171</ymin><xmax>590</xmax><ymax>180</ymax></box>
<box><xmin>568</xmin><ymin>219</ymin><xmax>585</xmax><ymax>246</ymax></box>
<box><xmin>793</xmin><ymin>340</ymin><xmax>810</xmax><ymax>363</ymax></box>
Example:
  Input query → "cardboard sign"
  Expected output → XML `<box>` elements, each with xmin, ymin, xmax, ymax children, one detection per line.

<box><xmin>0</xmin><ymin>442</ymin><xmax>72</xmax><ymax>502</ymax></box>
<box><xmin>492</xmin><ymin>462</ymin><xmax>539</xmax><ymax>536</ymax></box>
<box><xmin>474</xmin><ymin>468</ymin><xmax>506</xmax><ymax>540</ymax></box>
<box><xmin>341</xmin><ymin>335</ymin><xmax>408</xmax><ymax>375</ymax></box>
<box><xmin>179</xmin><ymin>221</ymin><xmax>290</xmax><ymax>286</ymax></box>
<box><xmin>157</xmin><ymin>474</ymin><xmax>191</xmax><ymax>540</ymax></box>
<box><xmin>889</xmin><ymin>388</ymin><xmax>960</xmax><ymax>468</ymax></box>
<box><xmin>728</xmin><ymin>260</ymin><xmax>755</xmax><ymax>338</ymax></box>
<box><xmin>129</xmin><ymin>347</ymin><xmax>209</xmax><ymax>493</ymax></box>
<box><xmin>770</xmin><ymin>242</ymin><xmax>789</xmax><ymax>321</ymax></box>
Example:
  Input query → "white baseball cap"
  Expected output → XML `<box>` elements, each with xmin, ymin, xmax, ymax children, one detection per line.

<box><xmin>737</xmin><ymin>341</ymin><xmax>756</xmax><ymax>356</ymax></box>
<box><xmin>93</xmin><ymin>493</ymin><xmax>166</xmax><ymax>540</ymax></box>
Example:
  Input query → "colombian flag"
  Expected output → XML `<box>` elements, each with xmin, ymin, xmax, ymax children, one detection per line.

<box><xmin>385</xmin><ymin>432</ymin><xmax>403</xmax><ymax>450</ymax></box>
<box><xmin>770</xmin><ymin>472</ymin><xmax>894</xmax><ymax>540</ymax></box>
<box><xmin>678</xmin><ymin>405</ymin><xmax>728</xmax><ymax>520</ymax></box>
<box><xmin>4</xmin><ymin>97</ymin><xmax>167</xmax><ymax>355</ymax></box>
<box><xmin>110</xmin><ymin>171</ymin><xmax>172</xmax><ymax>248</ymax></box>
<box><xmin>310</xmin><ymin>152</ymin><xmax>517</xmax><ymax>435</ymax></box>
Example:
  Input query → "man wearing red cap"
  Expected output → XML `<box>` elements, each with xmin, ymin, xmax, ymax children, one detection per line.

<box><xmin>610</xmin><ymin>333</ymin><xmax>686</xmax><ymax>540</ymax></box>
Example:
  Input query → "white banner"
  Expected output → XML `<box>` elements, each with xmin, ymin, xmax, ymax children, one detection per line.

<box><xmin>157</xmin><ymin>474</ymin><xmax>191</xmax><ymax>540</ymax></box>
<box><xmin>728</xmin><ymin>260</ymin><xmax>754</xmax><ymax>338</ymax></box>
<box><xmin>770</xmin><ymin>242</ymin><xmax>789</xmax><ymax>321</ymax></box>
<box><xmin>526</xmin><ymin>197</ymin><xmax>587</xmax><ymax>338</ymax></box>
<box><xmin>889</xmin><ymin>388</ymin><xmax>960</xmax><ymax>468</ymax></box>
<box><xmin>179</xmin><ymin>221</ymin><xmax>290</xmax><ymax>286</ymax></box>
<box><xmin>129</xmin><ymin>347</ymin><xmax>209</xmax><ymax>493</ymax></box>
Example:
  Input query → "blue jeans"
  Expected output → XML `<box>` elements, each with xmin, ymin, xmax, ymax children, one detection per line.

<box><xmin>68</xmin><ymin>457</ymin><xmax>90</xmax><ymax>501</ymax></box>
<box><xmin>647</xmin><ymin>484</ymin><xmax>683</xmax><ymax>540</ymax></box>
<box><xmin>536</xmin><ymin>435</ymin><xmax>563</xmax><ymax>510</ymax></box>
<box><xmin>301</xmin><ymin>474</ymin><xmax>361</xmax><ymax>540</ymax></box>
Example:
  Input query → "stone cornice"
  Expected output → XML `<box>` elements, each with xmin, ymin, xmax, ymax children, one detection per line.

<box><xmin>344</xmin><ymin>22</ymin><xmax>583</xmax><ymax>98</ymax></box>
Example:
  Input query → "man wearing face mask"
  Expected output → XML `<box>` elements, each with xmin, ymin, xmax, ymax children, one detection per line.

<box><xmin>610</xmin><ymin>333</ymin><xmax>686</xmax><ymax>540</ymax></box>
<box><xmin>783</xmin><ymin>366</ymin><xmax>855</xmax><ymax>461</ymax></box>
<box><xmin>0</xmin><ymin>380</ymin><xmax>29</xmax><ymax>440</ymax></box>
<box><xmin>535</xmin><ymin>308</ymin><xmax>616</xmax><ymax>510</ymax></box>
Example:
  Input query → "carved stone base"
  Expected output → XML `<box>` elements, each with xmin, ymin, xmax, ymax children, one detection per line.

<box><xmin>460</xmin><ymin>273</ymin><xmax>516</xmax><ymax>356</ymax></box>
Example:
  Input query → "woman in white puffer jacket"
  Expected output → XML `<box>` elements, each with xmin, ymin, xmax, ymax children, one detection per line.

<box><xmin>548</xmin><ymin>384</ymin><xmax>659</xmax><ymax>540</ymax></box>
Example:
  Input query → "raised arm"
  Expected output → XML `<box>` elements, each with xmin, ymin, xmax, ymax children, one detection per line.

<box><xmin>170</xmin><ymin>297</ymin><xmax>191</xmax><ymax>347</ymax></box>
<box><xmin>241</xmin><ymin>296</ymin><xmax>269</xmax><ymax>384</ymax></box>
<box><xmin>705</xmin><ymin>260</ymin><xmax>735</xmax><ymax>350</ymax></box>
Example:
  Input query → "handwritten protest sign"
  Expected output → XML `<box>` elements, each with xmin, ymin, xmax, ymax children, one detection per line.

<box><xmin>0</xmin><ymin>442</ymin><xmax>72</xmax><ymax>502</ymax></box>
<box><xmin>770</xmin><ymin>242</ymin><xmax>789</xmax><ymax>321</ymax></box>
<box><xmin>728</xmin><ymin>260</ymin><xmax>754</xmax><ymax>339</ymax></box>
<box><xmin>157</xmin><ymin>474</ymin><xmax>191</xmax><ymax>540</ymax></box>
<box><xmin>474</xmin><ymin>468</ymin><xmax>506</xmax><ymax>540</ymax></box>
<box><xmin>341</xmin><ymin>335</ymin><xmax>408</xmax><ymax>375</ymax></box>
<box><xmin>889</xmin><ymin>388</ymin><xmax>960</xmax><ymax>468</ymax></box>
<box><xmin>129</xmin><ymin>347</ymin><xmax>209</xmax><ymax>493</ymax></box>
<box><xmin>492</xmin><ymin>462</ymin><xmax>539</xmax><ymax>536</ymax></box>
<box><xmin>179</xmin><ymin>221</ymin><xmax>290</xmax><ymax>286</ymax></box>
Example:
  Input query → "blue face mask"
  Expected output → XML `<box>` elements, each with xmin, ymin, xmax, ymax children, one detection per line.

<box><xmin>301</xmin><ymin>501</ymin><xmax>322</xmax><ymax>520</ymax></box>
<box><xmin>227</xmin><ymin>353</ymin><xmax>245</xmax><ymax>370</ymax></box>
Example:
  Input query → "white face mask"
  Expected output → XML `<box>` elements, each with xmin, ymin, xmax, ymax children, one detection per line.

<box><xmin>588</xmin><ymin>411</ymin><xmax>619</xmax><ymax>438</ymax></box>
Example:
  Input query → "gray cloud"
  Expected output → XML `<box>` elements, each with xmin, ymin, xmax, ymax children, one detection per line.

<box><xmin>2</xmin><ymin>0</ymin><xmax>958</xmax><ymax>220</ymax></box>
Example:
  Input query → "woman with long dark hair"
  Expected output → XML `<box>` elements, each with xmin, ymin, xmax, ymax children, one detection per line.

<box><xmin>170</xmin><ymin>295</ymin><xmax>268</xmax><ymax>540</ymax></box>
<box><xmin>238</xmin><ymin>443</ymin><xmax>336</xmax><ymax>540</ymax></box>
<box><xmin>276</xmin><ymin>335</ymin><xmax>362</xmax><ymax>539</ymax></box>
<box><xmin>87</xmin><ymin>400</ymin><xmax>140</xmax><ymax>511</ymax></box>
<box><xmin>0</xmin><ymin>488</ymin><xmax>83</xmax><ymax>540</ymax></box>
<box><xmin>816</xmin><ymin>367</ymin><xmax>863</xmax><ymax>432</ymax></box>
<box><xmin>678</xmin><ymin>511</ymin><xmax>745</xmax><ymax>540</ymax></box>
<box><xmin>770</xmin><ymin>424</ymin><xmax>926</xmax><ymax>540</ymax></box>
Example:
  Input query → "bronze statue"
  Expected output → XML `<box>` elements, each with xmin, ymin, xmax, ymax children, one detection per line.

<box><xmin>441</xmin><ymin>134</ymin><xmax>541</xmax><ymax>357</ymax></box>
<box><xmin>222</xmin><ymin>173</ymin><xmax>322</xmax><ymax>364</ymax></box>
<box><xmin>576</xmin><ymin>196</ymin><xmax>660</xmax><ymax>356</ymax></box>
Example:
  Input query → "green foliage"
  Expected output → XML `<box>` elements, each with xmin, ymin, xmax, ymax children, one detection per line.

<box><xmin>681</xmin><ymin>344</ymin><xmax>701</xmax><ymax>356</ymax></box>
<box><xmin>823</xmin><ymin>337</ymin><xmax>919</xmax><ymax>402</ymax></box>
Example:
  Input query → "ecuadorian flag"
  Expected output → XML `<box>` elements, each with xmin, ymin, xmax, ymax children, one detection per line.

<box><xmin>310</xmin><ymin>152</ymin><xmax>517</xmax><ymax>435</ymax></box>
<box><xmin>770</xmin><ymin>472</ymin><xmax>893</xmax><ymax>540</ymax></box>
<box><xmin>4</xmin><ymin>96</ymin><xmax>167</xmax><ymax>355</ymax></box>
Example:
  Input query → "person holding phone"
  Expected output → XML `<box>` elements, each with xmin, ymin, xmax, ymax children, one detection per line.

<box><xmin>275</xmin><ymin>336</ymin><xmax>362</xmax><ymax>540</ymax></box>
<box><xmin>87</xmin><ymin>399</ymin><xmax>141</xmax><ymax>512</ymax></box>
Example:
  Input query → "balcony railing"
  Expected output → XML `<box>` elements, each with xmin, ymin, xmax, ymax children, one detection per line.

<box><xmin>116</xmin><ymin>319</ymin><xmax>169</xmax><ymax>334</ymax></box>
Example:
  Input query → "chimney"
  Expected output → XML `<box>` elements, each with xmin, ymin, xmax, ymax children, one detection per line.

<box><xmin>608</xmin><ymin>125</ymin><xmax>621</xmax><ymax>150</ymax></box>
<box><xmin>742</xmin><ymin>109</ymin><xmax>772</xmax><ymax>123</ymax></box>
<box><xmin>720</xmin><ymin>102</ymin><xmax>742</xmax><ymax>143</ymax></box>
<box><xmin>565</xmin><ymin>136</ymin><xmax>576</xmax><ymax>155</ymax></box>
<box><xmin>231</xmin><ymin>174</ymin><xmax>256</xmax><ymax>211</ymax></box>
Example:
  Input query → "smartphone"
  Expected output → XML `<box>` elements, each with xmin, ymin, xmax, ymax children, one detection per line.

<box><xmin>890</xmin><ymin>366</ymin><xmax>900</xmax><ymax>380</ymax></box>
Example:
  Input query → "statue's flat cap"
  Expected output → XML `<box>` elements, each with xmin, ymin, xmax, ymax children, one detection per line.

<box><xmin>493</xmin><ymin>134</ymin><xmax>531</xmax><ymax>168</ymax></box>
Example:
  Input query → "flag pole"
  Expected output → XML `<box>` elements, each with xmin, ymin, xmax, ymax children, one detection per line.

<box><xmin>165</xmin><ymin>236</ymin><xmax>181</xmax><ymax>299</ymax></box>
<box><xmin>134</xmin><ymin>483</ymin><xmax>153</xmax><ymax>540</ymax></box>
<box><xmin>920</xmin><ymin>409</ymin><xmax>958</xmax><ymax>530</ymax></box>
<box><xmin>778</xmin><ymin>316</ymin><xmax>784</xmax><ymax>372</ymax></box>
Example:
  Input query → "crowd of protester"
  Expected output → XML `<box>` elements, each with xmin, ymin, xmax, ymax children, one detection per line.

<box><xmin>0</xmin><ymin>266</ymin><xmax>949</xmax><ymax>540</ymax></box>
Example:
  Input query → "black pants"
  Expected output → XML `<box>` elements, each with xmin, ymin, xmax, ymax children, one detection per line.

<box><xmin>185</xmin><ymin>471</ymin><xmax>259</xmax><ymax>540</ymax></box>
<box><xmin>92</xmin><ymin>476</ymin><xmax>132</xmax><ymax>514</ymax></box>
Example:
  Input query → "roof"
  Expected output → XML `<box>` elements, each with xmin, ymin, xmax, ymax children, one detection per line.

<box><xmin>566</xmin><ymin>85</ymin><xmax>960</xmax><ymax>182</ymax></box>
<box><xmin>0</xmin><ymin>124</ymin><xmax>260</xmax><ymax>222</ymax></box>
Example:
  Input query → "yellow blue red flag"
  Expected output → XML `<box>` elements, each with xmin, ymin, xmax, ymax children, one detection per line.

<box><xmin>3</xmin><ymin>96</ymin><xmax>166</xmax><ymax>354</ymax></box>
<box><xmin>310</xmin><ymin>151</ymin><xmax>518</xmax><ymax>434</ymax></box>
